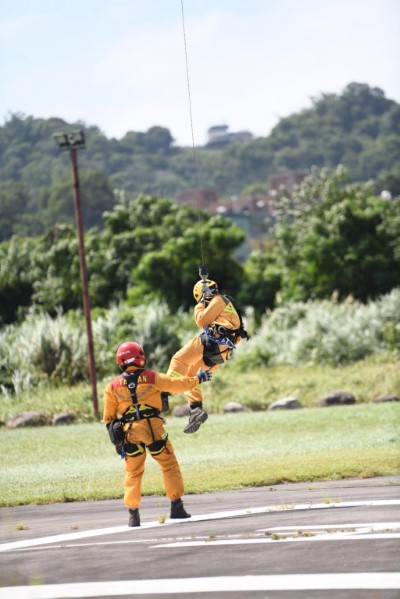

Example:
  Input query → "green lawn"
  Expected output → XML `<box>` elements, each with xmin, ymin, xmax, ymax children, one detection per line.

<box><xmin>0</xmin><ymin>402</ymin><xmax>399</xmax><ymax>507</ymax></box>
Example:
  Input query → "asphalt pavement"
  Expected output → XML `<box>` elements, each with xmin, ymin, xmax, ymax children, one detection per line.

<box><xmin>0</xmin><ymin>475</ymin><xmax>399</xmax><ymax>598</ymax></box>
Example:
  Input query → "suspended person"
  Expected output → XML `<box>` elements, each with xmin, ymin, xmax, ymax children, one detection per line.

<box><xmin>166</xmin><ymin>276</ymin><xmax>249</xmax><ymax>434</ymax></box>
<box><xmin>102</xmin><ymin>341</ymin><xmax>212</xmax><ymax>527</ymax></box>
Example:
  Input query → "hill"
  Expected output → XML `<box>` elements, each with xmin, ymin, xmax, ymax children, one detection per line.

<box><xmin>0</xmin><ymin>82</ymin><xmax>399</xmax><ymax>241</ymax></box>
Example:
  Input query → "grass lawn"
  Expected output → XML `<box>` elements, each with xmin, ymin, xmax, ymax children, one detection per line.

<box><xmin>200</xmin><ymin>356</ymin><xmax>400</xmax><ymax>412</ymax></box>
<box><xmin>0</xmin><ymin>402</ymin><xmax>399</xmax><ymax>507</ymax></box>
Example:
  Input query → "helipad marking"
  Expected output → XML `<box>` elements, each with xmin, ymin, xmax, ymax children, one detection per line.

<box><xmin>1</xmin><ymin>499</ymin><xmax>399</xmax><ymax>553</ymax></box>
<box><xmin>0</xmin><ymin>573</ymin><xmax>399</xmax><ymax>598</ymax></box>
<box><xmin>152</xmin><ymin>533</ymin><xmax>400</xmax><ymax>548</ymax></box>
<box><xmin>257</xmin><ymin>521</ymin><xmax>400</xmax><ymax>532</ymax></box>
<box><xmin>10</xmin><ymin>522</ymin><xmax>400</xmax><ymax>553</ymax></box>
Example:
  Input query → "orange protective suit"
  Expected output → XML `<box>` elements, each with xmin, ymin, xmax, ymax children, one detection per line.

<box><xmin>167</xmin><ymin>294</ymin><xmax>242</xmax><ymax>405</ymax></box>
<box><xmin>102</xmin><ymin>367</ymin><xmax>200</xmax><ymax>510</ymax></box>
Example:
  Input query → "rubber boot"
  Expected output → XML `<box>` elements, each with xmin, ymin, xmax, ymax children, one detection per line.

<box><xmin>170</xmin><ymin>498</ymin><xmax>191</xmax><ymax>519</ymax></box>
<box><xmin>128</xmin><ymin>508</ymin><xmax>140</xmax><ymax>527</ymax></box>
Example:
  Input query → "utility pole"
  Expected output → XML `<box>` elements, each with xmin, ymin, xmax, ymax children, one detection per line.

<box><xmin>53</xmin><ymin>130</ymin><xmax>99</xmax><ymax>418</ymax></box>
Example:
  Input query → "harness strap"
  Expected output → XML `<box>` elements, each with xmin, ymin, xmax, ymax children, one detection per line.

<box><xmin>147</xmin><ymin>437</ymin><xmax>168</xmax><ymax>455</ymax></box>
<box><xmin>146</xmin><ymin>418</ymin><xmax>156</xmax><ymax>443</ymax></box>
<box><xmin>224</xmin><ymin>294</ymin><xmax>250</xmax><ymax>340</ymax></box>
<box><xmin>204</xmin><ymin>325</ymin><xmax>236</xmax><ymax>350</ymax></box>
<box><xmin>122</xmin><ymin>369</ymin><xmax>143</xmax><ymax>420</ymax></box>
<box><xmin>121</xmin><ymin>370</ymin><xmax>163</xmax><ymax>440</ymax></box>
<box><xmin>123</xmin><ymin>404</ymin><xmax>161</xmax><ymax>422</ymax></box>
<box><xmin>202</xmin><ymin>294</ymin><xmax>249</xmax><ymax>349</ymax></box>
<box><xmin>201</xmin><ymin>331</ymin><xmax>234</xmax><ymax>367</ymax></box>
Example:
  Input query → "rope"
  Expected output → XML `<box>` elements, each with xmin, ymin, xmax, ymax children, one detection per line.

<box><xmin>180</xmin><ymin>0</ymin><xmax>205</xmax><ymax>267</ymax></box>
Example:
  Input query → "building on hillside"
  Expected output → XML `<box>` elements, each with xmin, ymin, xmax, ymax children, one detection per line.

<box><xmin>215</xmin><ymin>195</ymin><xmax>274</xmax><ymax>247</ymax></box>
<box><xmin>174</xmin><ymin>188</ymin><xmax>218</xmax><ymax>211</ymax></box>
<box><xmin>174</xmin><ymin>169</ymin><xmax>306</xmax><ymax>262</ymax></box>
<box><xmin>216</xmin><ymin>195</ymin><xmax>273</xmax><ymax>216</ymax></box>
<box><xmin>268</xmin><ymin>170</ymin><xmax>307</xmax><ymax>193</ymax></box>
<box><xmin>206</xmin><ymin>125</ymin><xmax>253</xmax><ymax>147</ymax></box>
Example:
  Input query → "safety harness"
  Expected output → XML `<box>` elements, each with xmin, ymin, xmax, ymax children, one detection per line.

<box><xmin>122</xmin><ymin>369</ymin><xmax>167</xmax><ymax>457</ymax></box>
<box><xmin>121</xmin><ymin>370</ymin><xmax>160</xmax><ymax>422</ymax></box>
<box><xmin>201</xmin><ymin>295</ymin><xmax>249</xmax><ymax>367</ymax></box>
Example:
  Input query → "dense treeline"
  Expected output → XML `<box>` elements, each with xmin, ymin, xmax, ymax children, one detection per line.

<box><xmin>0</xmin><ymin>82</ymin><xmax>399</xmax><ymax>241</ymax></box>
<box><xmin>1</xmin><ymin>164</ymin><xmax>399</xmax><ymax>393</ymax></box>
<box><xmin>242</xmin><ymin>166</ymin><xmax>400</xmax><ymax>314</ymax></box>
<box><xmin>1</xmin><ymin>167</ymin><xmax>399</xmax><ymax>328</ymax></box>
<box><xmin>0</xmin><ymin>196</ymin><xmax>245</xmax><ymax>324</ymax></box>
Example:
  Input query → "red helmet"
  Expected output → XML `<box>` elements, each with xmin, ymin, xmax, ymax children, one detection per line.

<box><xmin>116</xmin><ymin>341</ymin><xmax>146</xmax><ymax>369</ymax></box>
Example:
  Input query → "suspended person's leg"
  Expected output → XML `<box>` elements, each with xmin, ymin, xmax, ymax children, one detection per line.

<box><xmin>167</xmin><ymin>336</ymin><xmax>206</xmax><ymax>403</ymax></box>
<box><xmin>168</xmin><ymin>336</ymin><xmax>216</xmax><ymax>433</ymax></box>
<box><xmin>182</xmin><ymin>347</ymin><xmax>223</xmax><ymax>434</ymax></box>
<box><xmin>167</xmin><ymin>336</ymin><xmax>200</xmax><ymax>380</ymax></box>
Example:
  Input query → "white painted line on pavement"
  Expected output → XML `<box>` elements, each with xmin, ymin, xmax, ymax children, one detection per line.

<box><xmin>0</xmin><ymin>573</ymin><xmax>399</xmax><ymax>598</ymax></box>
<box><xmin>152</xmin><ymin>532</ymin><xmax>400</xmax><ymax>547</ymax></box>
<box><xmin>1</xmin><ymin>499</ymin><xmax>399</xmax><ymax>553</ymax></box>
<box><xmin>8</xmin><ymin>523</ymin><xmax>400</xmax><ymax>552</ymax></box>
<box><xmin>257</xmin><ymin>521</ymin><xmax>400</xmax><ymax>532</ymax></box>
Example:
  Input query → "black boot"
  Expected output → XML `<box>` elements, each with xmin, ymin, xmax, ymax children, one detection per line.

<box><xmin>170</xmin><ymin>498</ymin><xmax>191</xmax><ymax>519</ymax></box>
<box><xmin>128</xmin><ymin>508</ymin><xmax>140</xmax><ymax>527</ymax></box>
<box><xmin>183</xmin><ymin>404</ymin><xmax>208</xmax><ymax>434</ymax></box>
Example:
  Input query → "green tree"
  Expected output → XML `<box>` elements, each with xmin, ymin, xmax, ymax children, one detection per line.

<box><xmin>117</xmin><ymin>203</ymin><xmax>246</xmax><ymax>310</ymax></box>
<box><xmin>272</xmin><ymin>166</ymin><xmax>400</xmax><ymax>302</ymax></box>
<box><xmin>142</xmin><ymin>126</ymin><xmax>174</xmax><ymax>153</ymax></box>
<box><xmin>0</xmin><ymin>236</ymin><xmax>36</xmax><ymax>324</ymax></box>
<box><xmin>239</xmin><ymin>245</ymin><xmax>281</xmax><ymax>316</ymax></box>
<box><xmin>30</xmin><ymin>225</ymin><xmax>83</xmax><ymax>312</ymax></box>
<box><xmin>39</xmin><ymin>169</ymin><xmax>115</xmax><ymax>229</ymax></box>
<box><xmin>240</xmin><ymin>182</ymin><xmax>269</xmax><ymax>196</ymax></box>
<box><xmin>1</xmin><ymin>83</ymin><xmax>399</xmax><ymax>242</ymax></box>
<box><xmin>0</xmin><ymin>194</ymin><xmax>246</xmax><ymax>322</ymax></box>
<box><xmin>0</xmin><ymin>183</ymin><xmax>32</xmax><ymax>242</ymax></box>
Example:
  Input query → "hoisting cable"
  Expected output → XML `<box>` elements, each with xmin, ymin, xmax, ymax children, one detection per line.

<box><xmin>180</xmin><ymin>0</ymin><xmax>207</xmax><ymax>275</ymax></box>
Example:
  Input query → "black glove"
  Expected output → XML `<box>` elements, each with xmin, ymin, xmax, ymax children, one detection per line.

<box><xmin>197</xmin><ymin>368</ymin><xmax>212</xmax><ymax>383</ymax></box>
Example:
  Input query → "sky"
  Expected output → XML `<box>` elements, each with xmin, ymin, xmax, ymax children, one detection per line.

<box><xmin>0</xmin><ymin>0</ymin><xmax>399</xmax><ymax>147</ymax></box>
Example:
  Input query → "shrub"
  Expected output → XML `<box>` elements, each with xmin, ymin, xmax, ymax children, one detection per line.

<box><xmin>0</xmin><ymin>301</ymin><xmax>193</xmax><ymax>395</ymax></box>
<box><xmin>234</xmin><ymin>288</ymin><xmax>400</xmax><ymax>369</ymax></box>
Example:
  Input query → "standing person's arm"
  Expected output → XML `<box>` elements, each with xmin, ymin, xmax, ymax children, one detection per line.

<box><xmin>154</xmin><ymin>371</ymin><xmax>211</xmax><ymax>394</ymax></box>
<box><xmin>102</xmin><ymin>384</ymin><xmax>118</xmax><ymax>424</ymax></box>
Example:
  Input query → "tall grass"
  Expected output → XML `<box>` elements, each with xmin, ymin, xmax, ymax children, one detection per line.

<box><xmin>0</xmin><ymin>355</ymin><xmax>398</xmax><ymax>423</ymax></box>
<box><xmin>0</xmin><ymin>302</ymin><xmax>194</xmax><ymax>395</ymax></box>
<box><xmin>234</xmin><ymin>288</ymin><xmax>400</xmax><ymax>369</ymax></box>
<box><xmin>0</xmin><ymin>290</ymin><xmax>399</xmax><ymax>398</ymax></box>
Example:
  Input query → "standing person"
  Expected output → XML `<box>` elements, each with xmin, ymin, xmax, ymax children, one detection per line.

<box><xmin>102</xmin><ymin>341</ymin><xmax>212</xmax><ymax>527</ymax></box>
<box><xmin>166</xmin><ymin>278</ymin><xmax>249</xmax><ymax>434</ymax></box>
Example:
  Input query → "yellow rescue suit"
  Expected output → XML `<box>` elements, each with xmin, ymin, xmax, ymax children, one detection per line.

<box><xmin>102</xmin><ymin>367</ymin><xmax>200</xmax><ymax>510</ymax></box>
<box><xmin>167</xmin><ymin>294</ymin><xmax>242</xmax><ymax>405</ymax></box>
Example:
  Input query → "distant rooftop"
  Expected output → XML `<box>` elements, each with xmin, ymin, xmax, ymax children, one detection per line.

<box><xmin>206</xmin><ymin>124</ymin><xmax>253</xmax><ymax>147</ymax></box>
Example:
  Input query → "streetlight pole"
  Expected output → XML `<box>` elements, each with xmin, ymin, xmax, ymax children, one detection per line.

<box><xmin>53</xmin><ymin>130</ymin><xmax>99</xmax><ymax>418</ymax></box>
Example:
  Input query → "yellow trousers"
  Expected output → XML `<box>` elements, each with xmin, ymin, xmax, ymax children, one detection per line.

<box><xmin>167</xmin><ymin>335</ymin><xmax>227</xmax><ymax>404</ymax></box>
<box><xmin>123</xmin><ymin>417</ymin><xmax>184</xmax><ymax>509</ymax></box>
